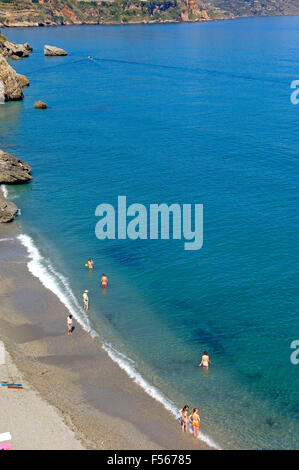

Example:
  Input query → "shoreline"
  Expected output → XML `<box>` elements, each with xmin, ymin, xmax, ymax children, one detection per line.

<box><xmin>2</xmin><ymin>13</ymin><xmax>299</xmax><ymax>29</ymax></box>
<box><xmin>0</xmin><ymin>222</ymin><xmax>216</xmax><ymax>450</ymax></box>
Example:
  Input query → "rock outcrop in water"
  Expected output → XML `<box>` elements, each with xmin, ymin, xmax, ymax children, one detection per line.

<box><xmin>0</xmin><ymin>55</ymin><xmax>24</xmax><ymax>102</ymax></box>
<box><xmin>0</xmin><ymin>34</ymin><xmax>32</xmax><ymax>60</ymax></box>
<box><xmin>0</xmin><ymin>149</ymin><xmax>32</xmax><ymax>223</ymax></box>
<box><xmin>0</xmin><ymin>193</ymin><xmax>18</xmax><ymax>223</ymax></box>
<box><xmin>0</xmin><ymin>150</ymin><xmax>32</xmax><ymax>184</ymax></box>
<box><xmin>34</xmin><ymin>101</ymin><xmax>47</xmax><ymax>109</ymax></box>
<box><xmin>44</xmin><ymin>45</ymin><xmax>68</xmax><ymax>57</ymax></box>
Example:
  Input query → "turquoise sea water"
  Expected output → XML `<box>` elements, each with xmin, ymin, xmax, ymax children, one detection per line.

<box><xmin>1</xmin><ymin>16</ymin><xmax>299</xmax><ymax>449</ymax></box>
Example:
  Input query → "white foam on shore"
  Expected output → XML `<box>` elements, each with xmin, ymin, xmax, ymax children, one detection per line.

<box><xmin>17</xmin><ymin>234</ymin><xmax>93</xmax><ymax>335</ymax></box>
<box><xmin>102</xmin><ymin>342</ymin><xmax>221</xmax><ymax>449</ymax></box>
<box><xmin>17</xmin><ymin>233</ymin><xmax>221</xmax><ymax>450</ymax></box>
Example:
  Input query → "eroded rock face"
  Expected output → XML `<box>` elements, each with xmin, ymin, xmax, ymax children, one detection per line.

<box><xmin>17</xmin><ymin>73</ymin><xmax>30</xmax><ymax>88</ymax></box>
<box><xmin>181</xmin><ymin>11</ymin><xmax>189</xmax><ymax>21</ymax></box>
<box><xmin>0</xmin><ymin>149</ymin><xmax>32</xmax><ymax>184</ymax></box>
<box><xmin>0</xmin><ymin>150</ymin><xmax>32</xmax><ymax>223</ymax></box>
<box><xmin>0</xmin><ymin>193</ymin><xmax>18</xmax><ymax>223</ymax></box>
<box><xmin>0</xmin><ymin>37</ymin><xmax>32</xmax><ymax>59</ymax></box>
<box><xmin>44</xmin><ymin>45</ymin><xmax>68</xmax><ymax>56</ymax></box>
<box><xmin>0</xmin><ymin>55</ymin><xmax>24</xmax><ymax>101</ymax></box>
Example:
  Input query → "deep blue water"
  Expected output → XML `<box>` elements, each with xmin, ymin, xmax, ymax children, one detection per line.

<box><xmin>1</xmin><ymin>16</ymin><xmax>299</xmax><ymax>449</ymax></box>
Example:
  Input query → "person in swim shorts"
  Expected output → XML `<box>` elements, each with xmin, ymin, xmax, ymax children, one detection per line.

<box><xmin>83</xmin><ymin>290</ymin><xmax>89</xmax><ymax>311</ymax></box>
<box><xmin>67</xmin><ymin>314</ymin><xmax>73</xmax><ymax>336</ymax></box>
<box><xmin>101</xmin><ymin>274</ymin><xmax>108</xmax><ymax>288</ymax></box>
<box><xmin>199</xmin><ymin>351</ymin><xmax>211</xmax><ymax>369</ymax></box>
<box><xmin>189</xmin><ymin>408</ymin><xmax>200</xmax><ymax>438</ymax></box>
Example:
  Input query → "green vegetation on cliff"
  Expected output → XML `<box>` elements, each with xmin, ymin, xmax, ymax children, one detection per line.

<box><xmin>0</xmin><ymin>0</ymin><xmax>298</xmax><ymax>27</ymax></box>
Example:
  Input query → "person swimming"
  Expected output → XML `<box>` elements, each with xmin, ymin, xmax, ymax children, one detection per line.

<box><xmin>189</xmin><ymin>408</ymin><xmax>200</xmax><ymax>438</ymax></box>
<box><xmin>87</xmin><ymin>258</ymin><xmax>94</xmax><ymax>270</ymax></box>
<box><xmin>179</xmin><ymin>405</ymin><xmax>189</xmax><ymax>433</ymax></box>
<box><xmin>101</xmin><ymin>274</ymin><xmax>108</xmax><ymax>288</ymax></box>
<box><xmin>199</xmin><ymin>351</ymin><xmax>211</xmax><ymax>368</ymax></box>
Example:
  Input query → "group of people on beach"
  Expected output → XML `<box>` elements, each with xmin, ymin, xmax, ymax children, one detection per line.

<box><xmin>66</xmin><ymin>258</ymin><xmax>108</xmax><ymax>336</ymax></box>
<box><xmin>178</xmin><ymin>351</ymin><xmax>211</xmax><ymax>438</ymax></box>
<box><xmin>65</xmin><ymin>258</ymin><xmax>212</xmax><ymax>444</ymax></box>
<box><xmin>179</xmin><ymin>406</ymin><xmax>201</xmax><ymax>438</ymax></box>
<box><xmin>83</xmin><ymin>258</ymin><xmax>108</xmax><ymax>311</ymax></box>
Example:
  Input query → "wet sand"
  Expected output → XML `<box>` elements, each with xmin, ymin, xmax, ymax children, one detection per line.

<box><xmin>0</xmin><ymin>223</ymin><xmax>210</xmax><ymax>450</ymax></box>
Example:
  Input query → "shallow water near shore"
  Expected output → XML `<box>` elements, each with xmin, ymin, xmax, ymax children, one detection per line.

<box><xmin>1</xmin><ymin>16</ymin><xmax>299</xmax><ymax>449</ymax></box>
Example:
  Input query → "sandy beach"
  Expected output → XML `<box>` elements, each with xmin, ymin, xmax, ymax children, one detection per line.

<box><xmin>0</xmin><ymin>345</ymin><xmax>84</xmax><ymax>450</ymax></box>
<box><xmin>0</xmin><ymin>223</ymin><xmax>210</xmax><ymax>450</ymax></box>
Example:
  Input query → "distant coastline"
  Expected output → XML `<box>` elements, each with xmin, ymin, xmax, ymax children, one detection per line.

<box><xmin>0</xmin><ymin>0</ymin><xmax>299</xmax><ymax>29</ymax></box>
<box><xmin>3</xmin><ymin>14</ymin><xmax>299</xmax><ymax>29</ymax></box>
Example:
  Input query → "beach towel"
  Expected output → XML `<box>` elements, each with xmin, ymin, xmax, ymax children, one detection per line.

<box><xmin>0</xmin><ymin>443</ymin><xmax>12</xmax><ymax>450</ymax></box>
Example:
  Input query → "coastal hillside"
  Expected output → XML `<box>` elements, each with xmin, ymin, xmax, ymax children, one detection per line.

<box><xmin>0</xmin><ymin>0</ymin><xmax>298</xmax><ymax>27</ymax></box>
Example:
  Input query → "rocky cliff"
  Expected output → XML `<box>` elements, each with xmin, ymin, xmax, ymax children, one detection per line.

<box><xmin>0</xmin><ymin>55</ymin><xmax>24</xmax><ymax>101</ymax></box>
<box><xmin>0</xmin><ymin>150</ymin><xmax>32</xmax><ymax>184</ymax></box>
<box><xmin>0</xmin><ymin>33</ymin><xmax>33</xmax><ymax>60</ymax></box>
<box><xmin>0</xmin><ymin>0</ymin><xmax>298</xmax><ymax>27</ymax></box>
<box><xmin>0</xmin><ymin>192</ymin><xmax>18</xmax><ymax>223</ymax></box>
<box><xmin>0</xmin><ymin>150</ymin><xmax>32</xmax><ymax>223</ymax></box>
<box><xmin>0</xmin><ymin>55</ymin><xmax>25</xmax><ymax>101</ymax></box>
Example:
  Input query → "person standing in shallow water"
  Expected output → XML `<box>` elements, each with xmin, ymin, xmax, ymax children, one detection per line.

<box><xmin>101</xmin><ymin>274</ymin><xmax>108</xmax><ymax>288</ymax></box>
<box><xmin>87</xmin><ymin>258</ymin><xmax>94</xmax><ymax>270</ymax></box>
<box><xmin>67</xmin><ymin>314</ymin><xmax>73</xmax><ymax>336</ymax></box>
<box><xmin>189</xmin><ymin>408</ymin><xmax>200</xmax><ymax>438</ymax></box>
<box><xmin>83</xmin><ymin>290</ymin><xmax>89</xmax><ymax>311</ymax></box>
<box><xmin>199</xmin><ymin>351</ymin><xmax>211</xmax><ymax>369</ymax></box>
<box><xmin>179</xmin><ymin>405</ymin><xmax>189</xmax><ymax>432</ymax></box>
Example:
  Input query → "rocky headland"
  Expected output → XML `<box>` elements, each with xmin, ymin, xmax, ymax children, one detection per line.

<box><xmin>0</xmin><ymin>33</ymin><xmax>31</xmax><ymax>101</ymax></box>
<box><xmin>0</xmin><ymin>34</ymin><xmax>33</xmax><ymax>223</ymax></box>
<box><xmin>0</xmin><ymin>55</ymin><xmax>28</xmax><ymax>101</ymax></box>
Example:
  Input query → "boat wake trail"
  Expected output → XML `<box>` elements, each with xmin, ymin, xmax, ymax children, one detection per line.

<box><xmin>91</xmin><ymin>56</ymin><xmax>286</xmax><ymax>85</ymax></box>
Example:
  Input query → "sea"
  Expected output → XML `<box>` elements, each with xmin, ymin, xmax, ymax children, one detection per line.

<box><xmin>0</xmin><ymin>16</ymin><xmax>299</xmax><ymax>449</ymax></box>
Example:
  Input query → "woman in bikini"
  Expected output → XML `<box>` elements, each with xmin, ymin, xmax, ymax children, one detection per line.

<box><xmin>189</xmin><ymin>408</ymin><xmax>200</xmax><ymax>438</ymax></box>
<box><xmin>87</xmin><ymin>258</ymin><xmax>94</xmax><ymax>270</ymax></box>
<box><xmin>199</xmin><ymin>351</ymin><xmax>211</xmax><ymax>369</ymax></box>
<box><xmin>179</xmin><ymin>405</ymin><xmax>189</xmax><ymax>432</ymax></box>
